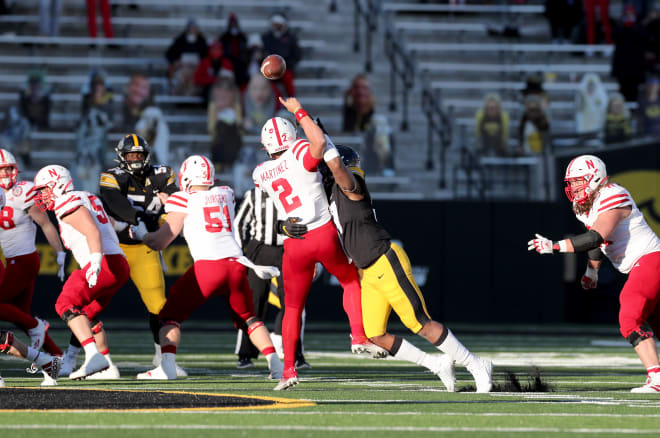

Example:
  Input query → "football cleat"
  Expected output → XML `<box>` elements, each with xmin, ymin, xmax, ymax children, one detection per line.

<box><xmin>58</xmin><ymin>349</ymin><xmax>79</xmax><ymax>377</ymax></box>
<box><xmin>273</xmin><ymin>366</ymin><xmax>298</xmax><ymax>390</ymax></box>
<box><xmin>631</xmin><ymin>373</ymin><xmax>660</xmax><ymax>393</ymax></box>
<box><xmin>69</xmin><ymin>352</ymin><xmax>109</xmax><ymax>380</ymax></box>
<box><xmin>86</xmin><ymin>364</ymin><xmax>120</xmax><ymax>380</ymax></box>
<box><xmin>295</xmin><ymin>357</ymin><xmax>312</xmax><ymax>370</ymax></box>
<box><xmin>267</xmin><ymin>354</ymin><xmax>284</xmax><ymax>380</ymax></box>
<box><xmin>136</xmin><ymin>364</ymin><xmax>176</xmax><ymax>380</ymax></box>
<box><xmin>432</xmin><ymin>354</ymin><xmax>456</xmax><ymax>392</ymax></box>
<box><xmin>351</xmin><ymin>340</ymin><xmax>389</xmax><ymax>359</ymax></box>
<box><xmin>237</xmin><ymin>357</ymin><xmax>255</xmax><ymax>369</ymax></box>
<box><xmin>175</xmin><ymin>364</ymin><xmax>188</xmax><ymax>377</ymax></box>
<box><xmin>40</xmin><ymin>355</ymin><xmax>62</xmax><ymax>381</ymax></box>
<box><xmin>40</xmin><ymin>370</ymin><xmax>57</xmax><ymax>387</ymax></box>
<box><xmin>467</xmin><ymin>356</ymin><xmax>493</xmax><ymax>393</ymax></box>
<box><xmin>28</xmin><ymin>318</ymin><xmax>49</xmax><ymax>351</ymax></box>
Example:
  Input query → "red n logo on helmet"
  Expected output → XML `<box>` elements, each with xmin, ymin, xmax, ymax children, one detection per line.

<box><xmin>48</xmin><ymin>169</ymin><xmax>59</xmax><ymax>178</ymax></box>
<box><xmin>585</xmin><ymin>160</ymin><xmax>595</xmax><ymax>169</ymax></box>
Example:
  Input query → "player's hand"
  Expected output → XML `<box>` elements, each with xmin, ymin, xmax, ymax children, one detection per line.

<box><xmin>527</xmin><ymin>233</ymin><xmax>554</xmax><ymax>254</ymax></box>
<box><xmin>56</xmin><ymin>251</ymin><xmax>66</xmax><ymax>282</ymax></box>
<box><xmin>277</xmin><ymin>217</ymin><xmax>307</xmax><ymax>239</ymax></box>
<box><xmin>279</xmin><ymin>96</ymin><xmax>302</xmax><ymax>114</ymax></box>
<box><xmin>581</xmin><ymin>266</ymin><xmax>598</xmax><ymax>290</ymax></box>
<box><xmin>86</xmin><ymin>253</ymin><xmax>102</xmax><ymax>288</ymax></box>
<box><xmin>129</xmin><ymin>220</ymin><xmax>149</xmax><ymax>241</ymax></box>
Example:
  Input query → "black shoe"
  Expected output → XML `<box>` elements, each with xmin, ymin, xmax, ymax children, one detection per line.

<box><xmin>237</xmin><ymin>357</ymin><xmax>255</xmax><ymax>369</ymax></box>
<box><xmin>295</xmin><ymin>357</ymin><xmax>311</xmax><ymax>369</ymax></box>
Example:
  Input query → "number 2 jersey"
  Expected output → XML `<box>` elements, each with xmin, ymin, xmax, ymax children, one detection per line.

<box><xmin>252</xmin><ymin>139</ymin><xmax>331</xmax><ymax>231</ymax></box>
<box><xmin>575</xmin><ymin>183</ymin><xmax>660</xmax><ymax>274</ymax></box>
<box><xmin>0</xmin><ymin>181</ymin><xmax>38</xmax><ymax>258</ymax></box>
<box><xmin>54</xmin><ymin>191</ymin><xmax>123</xmax><ymax>267</ymax></box>
<box><xmin>164</xmin><ymin>186</ymin><xmax>242</xmax><ymax>262</ymax></box>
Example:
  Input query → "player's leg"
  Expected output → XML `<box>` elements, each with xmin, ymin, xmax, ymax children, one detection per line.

<box><xmin>619</xmin><ymin>252</ymin><xmax>660</xmax><ymax>393</ymax></box>
<box><xmin>0</xmin><ymin>255</ymin><xmax>43</xmax><ymax>345</ymax></box>
<box><xmin>0</xmin><ymin>330</ymin><xmax>61</xmax><ymax>380</ymax></box>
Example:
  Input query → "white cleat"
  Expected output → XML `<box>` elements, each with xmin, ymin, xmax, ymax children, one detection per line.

<box><xmin>136</xmin><ymin>364</ymin><xmax>176</xmax><ymax>380</ymax></box>
<box><xmin>58</xmin><ymin>351</ymin><xmax>78</xmax><ymax>377</ymax></box>
<box><xmin>273</xmin><ymin>376</ymin><xmax>299</xmax><ymax>391</ymax></box>
<box><xmin>175</xmin><ymin>364</ymin><xmax>188</xmax><ymax>377</ymax></box>
<box><xmin>86</xmin><ymin>364</ymin><xmax>120</xmax><ymax>380</ymax></box>
<box><xmin>40</xmin><ymin>371</ymin><xmax>57</xmax><ymax>387</ymax></box>
<box><xmin>69</xmin><ymin>352</ymin><xmax>109</xmax><ymax>380</ymax></box>
<box><xmin>40</xmin><ymin>355</ymin><xmax>62</xmax><ymax>381</ymax></box>
<box><xmin>28</xmin><ymin>318</ymin><xmax>49</xmax><ymax>350</ymax></box>
<box><xmin>432</xmin><ymin>354</ymin><xmax>456</xmax><ymax>392</ymax></box>
<box><xmin>467</xmin><ymin>357</ymin><xmax>493</xmax><ymax>393</ymax></box>
<box><xmin>351</xmin><ymin>341</ymin><xmax>389</xmax><ymax>359</ymax></box>
<box><xmin>631</xmin><ymin>374</ymin><xmax>660</xmax><ymax>393</ymax></box>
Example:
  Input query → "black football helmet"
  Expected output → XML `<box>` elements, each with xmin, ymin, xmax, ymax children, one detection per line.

<box><xmin>116</xmin><ymin>133</ymin><xmax>151</xmax><ymax>175</ymax></box>
<box><xmin>336</xmin><ymin>145</ymin><xmax>364</xmax><ymax>179</ymax></box>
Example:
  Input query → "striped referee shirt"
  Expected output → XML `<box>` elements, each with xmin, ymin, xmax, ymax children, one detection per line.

<box><xmin>233</xmin><ymin>187</ymin><xmax>284</xmax><ymax>248</ymax></box>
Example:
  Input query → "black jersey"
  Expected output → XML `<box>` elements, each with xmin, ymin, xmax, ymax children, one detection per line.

<box><xmin>99</xmin><ymin>165</ymin><xmax>178</xmax><ymax>245</ymax></box>
<box><xmin>331</xmin><ymin>177</ymin><xmax>391</xmax><ymax>269</ymax></box>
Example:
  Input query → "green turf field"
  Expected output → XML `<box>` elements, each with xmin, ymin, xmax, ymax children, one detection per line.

<box><xmin>1</xmin><ymin>321</ymin><xmax>659</xmax><ymax>437</ymax></box>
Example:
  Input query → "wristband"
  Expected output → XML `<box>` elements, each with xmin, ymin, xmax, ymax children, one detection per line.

<box><xmin>323</xmin><ymin>143</ymin><xmax>340</xmax><ymax>162</ymax></box>
<box><xmin>295</xmin><ymin>107</ymin><xmax>309</xmax><ymax>122</ymax></box>
<box><xmin>552</xmin><ymin>240</ymin><xmax>568</xmax><ymax>253</ymax></box>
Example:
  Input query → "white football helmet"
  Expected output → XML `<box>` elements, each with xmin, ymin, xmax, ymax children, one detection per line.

<box><xmin>564</xmin><ymin>154</ymin><xmax>607</xmax><ymax>204</ymax></box>
<box><xmin>261</xmin><ymin>117</ymin><xmax>296</xmax><ymax>156</ymax></box>
<box><xmin>0</xmin><ymin>148</ymin><xmax>18</xmax><ymax>190</ymax></box>
<box><xmin>33</xmin><ymin>165</ymin><xmax>74</xmax><ymax>211</ymax></box>
<box><xmin>178</xmin><ymin>155</ymin><xmax>214</xmax><ymax>191</ymax></box>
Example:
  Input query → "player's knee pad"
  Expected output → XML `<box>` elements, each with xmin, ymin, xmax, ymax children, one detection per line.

<box><xmin>90</xmin><ymin>320</ymin><xmax>103</xmax><ymax>334</ymax></box>
<box><xmin>159</xmin><ymin>319</ymin><xmax>180</xmax><ymax>330</ymax></box>
<box><xmin>246</xmin><ymin>317</ymin><xmax>264</xmax><ymax>335</ymax></box>
<box><xmin>61</xmin><ymin>306</ymin><xmax>85</xmax><ymax>324</ymax></box>
<box><xmin>625</xmin><ymin>324</ymin><xmax>655</xmax><ymax>347</ymax></box>
<box><xmin>0</xmin><ymin>330</ymin><xmax>14</xmax><ymax>354</ymax></box>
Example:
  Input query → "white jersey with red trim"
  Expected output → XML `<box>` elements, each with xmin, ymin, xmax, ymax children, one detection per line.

<box><xmin>576</xmin><ymin>183</ymin><xmax>660</xmax><ymax>273</ymax></box>
<box><xmin>252</xmin><ymin>138</ymin><xmax>331</xmax><ymax>232</ymax></box>
<box><xmin>165</xmin><ymin>186</ymin><xmax>242</xmax><ymax>262</ymax></box>
<box><xmin>0</xmin><ymin>181</ymin><xmax>38</xmax><ymax>258</ymax></box>
<box><xmin>54</xmin><ymin>190</ymin><xmax>123</xmax><ymax>267</ymax></box>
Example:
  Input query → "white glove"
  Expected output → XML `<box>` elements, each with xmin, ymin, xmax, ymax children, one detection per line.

<box><xmin>86</xmin><ymin>252</ymin><xmax>103</xmax><ymax>288</ymax></box>
<box><xmin>56</xmin><ymin>251</ymin><xmax>66</xmax><ymax>282</ymax></box>
<box><xmin>581</xmin><ymin>266</ymin><xmax>598</xmax><ymax>290</ymax></box>
<box><xmin>528</xmin><ymin>233</ymin><xmax>554</xmax><ymax>254</ymax></box>
<box><xmin>235</xmin><ymin>256</ymin><xmax>281</xmax><ymax>280</ymax></box>
<box><xmin>129</xmin><ymin>220</ymin><xmax>149</xmax><ymax>241</ymax></box>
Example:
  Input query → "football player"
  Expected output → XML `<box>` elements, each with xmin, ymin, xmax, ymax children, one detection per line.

<box><xmin>529</xmin><ymin>155</ymin><xmax>660</xmax><ymax>393</ymax></box>
<box><xmin>253</xmin><ymin>97</ymin><xmax>386</xmax><ymax>391</ymax></box>
<box><xmin>96</xmin><ymin>134</ymin><xmax>186</xmax><ymax>377</ymax></box>
<box><xmin>0</xmin><ymin>329</ymin><xmax>62</xmax><ymax>387</ymax></box>
<box><xmin>320</xmin><ymin>143</ymin><xmax>493</xmax><ymax>393</ymax></box>
<box><xmin>130</xmin><ymin>155</ymin><xmax>283</xmax><ymax>380</ymax></box>
<box><xmin>33</xmin><ymin>164</ymin><xmax>130</xmax><ymax>380</ymax></box>
<box><xmin>0</xmin><ymin>149</ymin><xmax>66</xmax><ymax>381</ymax></box>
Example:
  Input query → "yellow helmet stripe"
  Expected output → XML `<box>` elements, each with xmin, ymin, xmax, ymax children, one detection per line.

<box><xmin>131</xmin><ymin>134</ymin><xmax>139</xmax><ymax>146</ymax></box>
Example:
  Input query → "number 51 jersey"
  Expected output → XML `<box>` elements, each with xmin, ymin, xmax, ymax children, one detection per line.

<box><xmin>252</xmin><ymin>139</ymin><xmax>331</xmax><ymax>231</ymax></box>
<box><xmin>165</xmin><ymin>186</ymin><xmax>242</xmax><ymax>262</ymax></box>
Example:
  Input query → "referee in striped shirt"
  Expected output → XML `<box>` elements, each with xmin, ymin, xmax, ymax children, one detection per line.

<box><xmin>233</xmin><ymin>187</ymin><xmax>309</xmax><ymax>369</ymax></box>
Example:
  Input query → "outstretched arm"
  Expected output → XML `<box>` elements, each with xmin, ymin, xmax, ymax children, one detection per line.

<box><xmin>326</xmin><ymin>157</ymin><xmax>363</xmax><ymax>201</ymax></box>
<box><xmin>140</xmin><ymin>211</ymin><xmax>186</xmax><ymax>251</ymax></box>
<box><xmin>28</xmin><ymin>204</ymin><xmax>64</xmax><ymax>253</ymax></box>
<box><xmin>279</xmin><ymin>96</ymin><xmax>327</xmax><ymax>159</ymax></box>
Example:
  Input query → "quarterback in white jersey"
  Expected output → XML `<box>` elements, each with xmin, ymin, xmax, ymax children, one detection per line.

<box><xmin>528</xmin><ymin>155</ymin><xmax>660</xmax><ymax>393</ymax></box>
<box><xmin>131</xmin><ymin>155</ymin><xmax>282</xmax><ymax>380</ymax></box>
<box><xmin>34</xmin><ymin>165</ymin><xmax>130</xmax><ymax>380</ymax></box>
<box><xmin>0</xmin><ymin>149</ymin><xmax>65</xmax><ymax>361</ymax></box>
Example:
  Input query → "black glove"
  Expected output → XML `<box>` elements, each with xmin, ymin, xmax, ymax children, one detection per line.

<box><xmin>277</xmin><ymin>217</ymin><xmax>308</xmax><ymax>239</ymax></box>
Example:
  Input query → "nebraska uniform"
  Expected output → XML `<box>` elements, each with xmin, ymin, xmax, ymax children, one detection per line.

<box><xmin>53</xmin><ymin>191</ymin><xmax>129</xmax><ymax>321</ymax></box>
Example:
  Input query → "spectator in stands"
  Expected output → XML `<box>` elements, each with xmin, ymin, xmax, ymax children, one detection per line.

<box><xmin>81</xmin><ymin>70</ymin><xmax>114</xmax><ymax>118</ymax></box>
<box><xmin>518</xmin><ymin>95</ymin><xmax>550</xmax><ymax>156</ymax></box>
<box><xmin>165</xmin><ymin>18</ymin><xmax>208</xmax><ymax>96</ymax></box>
<box><xmin>637</xmin><ymin>74</ymin><xmax>660</xmax><ymax>135</ymax></box>
<box><xmin>243</xmin><ymin>74</ymin><xmax>280</xmax><ymax>134</ymax></box>
<box><xmin>584</xmin><ymin>0</ymin><xmax>613</xmax><ymax>46</ymax></box>
<box><xmin>86</xmin><ymin>0</ymin><xmax>114</xmax><ymax>39</ymax></box>
<box><xmin>604</xmin><ymin>92</ymin><xmax>632</xmax><ymax>143</ymax></box>
<box><xmin>208</xmin><ymin>77</ymin><xmax>243</xmax><ymax>172</ymax></box>
<box><xmin>220</xmin><ymin>12</ymin><xmax>250</xmax><ymax>92</ymax></box>
<box><xmin>342</xmin><ymin>74</ymin><xmax>395</xmax><ymax>176</ymax></box>
<box><xmin>521</xmin><ymin>74</ymin><xmax>550</xmax><ymax>112</ymax></box>
<box><xmin>544</xmin><ymin>0</ymin><xmax>582</xmax><ymax>44</ymax></box>
<box><xmin>246</xmin><ymin>33</ymin><xmax>266</xmax><ymax>79</ymax></box>
<box><xmin>262</xmin><ymin>12</ymin><xmax>302</xmax><ymax>100</ymax></box>
<box><xmin>39</xmin><ymin>0</ymin><xmax>61</xmax><ymax>37</ymax></box>
<box><xmin>575</xmin><ymin>73</ymin><xmax>609</xmax><ymax>135</ymax></box>
<box><xmin>474</xmin><ymin>93</ymin><xmax>510</xmax><ymax>157</ymax></box>
<box><xmin>612</xmin><ymin>4</ymin><xmax>647</xmax><ymax>101</ymax></box>
<box><xmin>194</xmin><ymin>41</ymin><xmax>235</xmax><ymax>104</ymax></box>
<box><xmin>122</xmin><ymin>73</ymin><xmax>170</xmax><ymax>166</ymax></box>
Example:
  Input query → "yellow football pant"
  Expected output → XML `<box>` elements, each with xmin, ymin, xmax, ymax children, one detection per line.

<box><xmin>120</xmin><ymin>243</ymin><xmax>167</xmax><ymax>314</ymax></box>
<box><xmin>359</xmin><ymin>242</ymin><xmax>431</xmax><ymax>338</ymax></box>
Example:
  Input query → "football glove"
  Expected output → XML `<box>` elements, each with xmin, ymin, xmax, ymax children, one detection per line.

<box><xmin>56</xmin><ymin>251</ymin><xmax>66</xmax><ymax>282</ymax></box>
<box><xmin>86</xmin><ymin>253</ymin><xmax>102</xmax><ymax>288</ymax></box>
<box><xmin>129</xmin><ymin>220</ymin><xmax>149</xmax><ymax>241</ymax></box>
<box><xmin>581</xmin><ymin>266</ymin><xmax>598</xmax><ymax>290</ymax></box>
<box><xmin>528</xmin><ymin>233</ymin><xmax>553</xmax><ymax>254</ymax></box>
<box><xmin>277</xmin><ymin>217</ymin><xmax>307</xmax><ymax>239</ymax></box>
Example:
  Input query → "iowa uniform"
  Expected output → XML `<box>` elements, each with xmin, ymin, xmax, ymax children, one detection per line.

<box><xmin>99</xmin><ymin>134</ymin><xmax>177</xmax><ymax>360</ymax></box>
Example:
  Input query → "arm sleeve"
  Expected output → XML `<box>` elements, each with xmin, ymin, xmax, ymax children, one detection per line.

<box><xmin>587</xmin><ymin>247</ymin><xmax>603</xmax><ymax>261</ymax></box>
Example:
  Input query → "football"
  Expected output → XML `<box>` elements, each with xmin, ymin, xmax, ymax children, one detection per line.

<box><xmin>260</xmin><ymin>54</ymin><xmax>287</xmax><ymax>80</ymax></box>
